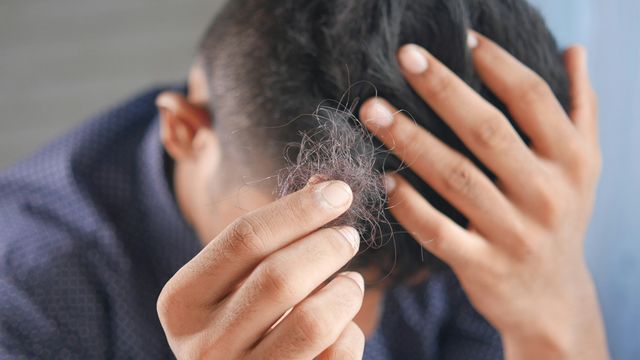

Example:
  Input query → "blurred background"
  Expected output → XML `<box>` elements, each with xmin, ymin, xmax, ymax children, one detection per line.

<box><xmin>0</xmin><ymin>0</ymin><xmax>638</xmax><ymax>358</ymax></box>
<box><xmin>0</xmin><ymin>0</ymin><xmax>225</xmax><ymax>167</ymax></box>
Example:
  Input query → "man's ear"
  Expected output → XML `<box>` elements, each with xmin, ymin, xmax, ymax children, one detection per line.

<box><xmin>156</xmin><ymin>91</ymin><xmax>211</xmax><ymax>161</ymax></box>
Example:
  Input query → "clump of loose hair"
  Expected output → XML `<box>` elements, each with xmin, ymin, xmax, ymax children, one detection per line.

<box><xmin>276</xmin><ymin>101</ymin><xmax>390</xmax><ymax>251</ymax></box>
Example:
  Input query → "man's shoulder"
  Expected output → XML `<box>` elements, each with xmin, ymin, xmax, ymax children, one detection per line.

<box><xmin>0</xmin><ymin>85</ymin><xmax>178</xmax><ymax>282</ymax></box>
<box><xmin>0</xmin><ymin>182</ymin><xmax>119</xmax><ymax>292</ymax></box>
<box><xmin>0</xmin><ymin>85</ymin><xmax>187</xmax><ymax>359</ymax></box>
<box><xmin>0</xmin><ymin>191</ymin><xmax>113</xmax><ymax>357</ymax></box>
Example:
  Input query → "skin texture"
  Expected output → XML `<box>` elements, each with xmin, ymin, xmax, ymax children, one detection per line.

<box><xmin>155</xmin><ymin>33</ymin><xmax>609</xmax><ymax>359</ymax></box>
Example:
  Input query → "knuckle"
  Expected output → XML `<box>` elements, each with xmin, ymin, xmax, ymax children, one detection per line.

<box><xmin>564</xmin><ymin>138</ymin><xmax>591</xmax><ymax>178</ymax></box>
<box><xmin>473</xmin><ymin>114</ymin><xmax>512</xmax><ymax>151</ymax></box>
<box><xmin>416</xmin><ymin>219</ymin><xmax>449</xmax><ymax>254</ymax></box>
<box><xmin>294</xmin><ymin>305</ymin><xmax>332</xmax><ymax>346</ymax></box>
<box><xmin>527</xmin><ymin>174</ymin><xmax>561</xmax><ymax>226</ymax></box>
<box><xmin>528</xmin><ymin>174</ymin><xmax>551</xmax><ymax>199</ymax></box>
<box><xmin>508</xmin><ymin>219</ymin><xmax>535</xmax><ymax>258</ymax></box>
<box><xmin>540</xmin><ymin>201</ymin><xmax>561</xmax><ymax>228</ymax></box>
<box><xmin>510</xmin><ymin>218</ymin><xmax>528</xmax><ymax>245</ymax></box>
<box><xmin>227</xmin><ymin>217</ymin><xmax>269</xmax><ymax>256</ymax></box>
<box><xmin>443</xmin><ymin>158</ymin><xmax>476</xmax><ymax>197</ymax></box>
<box><xmin>520</xmin><ymin>76</ymin><xmax>552</xmax><ymax>104</ymax></box>
<box><xmin>430</xmin><ymin>219</ymin><xmax>449</xmax><ymax>241</ymax></box>
<box><xmin>426</xmin><ymin>69</ymin><xmax>455</xmax><ymax>100</ymax></box>
<box><xmin>426</xmin><ymin>224</ymin><xmax>447</xmax><ymax>251</ymax></box>
<box><xmin>566</xmin><ymin>137</ymin><xmax>588</xmax><ymax>159</ymax></box>
<box><xmin>514</xmin><ymin>238</ymin><xmax>536</xmax><ymax>261</ymax></box>
<box><xmin>255</xmin><ymin>261</ymin><xmax>298</xmax><ymax>301</ymax></box>
<box><xmin>491</xmin><ymin>260</ymin><xmax>511</xmax><ymax>284</ymax></box>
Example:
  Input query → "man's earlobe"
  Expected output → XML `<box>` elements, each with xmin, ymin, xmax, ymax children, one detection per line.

<box><xmin>156</xmin><ymin>91</ymin><xmax>211</xmax><ymax>160</ymax></box>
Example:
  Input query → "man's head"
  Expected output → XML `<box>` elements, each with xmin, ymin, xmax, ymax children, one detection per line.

<box><xmin>156</xmin><ymin>0</ymin><xmax>569</xmax><ymax>286</ymax></box>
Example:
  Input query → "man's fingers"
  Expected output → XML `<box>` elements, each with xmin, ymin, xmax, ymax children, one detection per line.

<box><xmin>217</xmin><ymin>226</ymin><xmax>360</xmax><ymax>350</ymax></box>
<box><xmin>360</xmin><ymin>99</ymin><xmax>516</xmax><ymax>240</ymax></box>
<box><xmin>317</xmin><ymin>322</ymin><xmax>366</xmax><ymax>360</ymax></box>
<box><xmin>160</xmin><ymin>180</ymin><xmax>353</xmax><ymax>308</ymax></box>
<box><xmin>390</xmin><ymin>43</ymin><xmax>539</xmax><ymax>197</ymax></box>
<box><xmin>565</xmin><ymin>46</ymin><xmax>599</xmax><ymax>146</ymax></box>
<box><xmin>250</xmin><ymin>272</ymin><xmax>365</xmax><ymax>360</ymax></box>
<box><xmin>470</xmin><ymin>31</ymin><xmax>580</xmax><ymax>161</ymax></box>
<box><xmin>384</xmin><ymin>174</ymin><xmax>490</xmax><ymax>269</ymax></box>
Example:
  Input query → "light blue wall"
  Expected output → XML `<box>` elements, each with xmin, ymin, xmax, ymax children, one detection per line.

<box><xmin>530</xmin><ymin>1</ymin><xmax>640</xmax><ymax>359</ymax></box>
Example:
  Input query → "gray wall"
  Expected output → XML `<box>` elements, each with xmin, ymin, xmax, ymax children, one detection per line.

<box><xmin>0</xmin><ymin>0</ymin><xmax>226</xmax><ymax>169</ymax></box>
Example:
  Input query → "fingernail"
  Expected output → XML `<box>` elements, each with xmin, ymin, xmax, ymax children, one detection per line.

<box><xmin>340</xmin><ymin>271</ymin><xmax>365</xmax><ymax>293</ymax></box>
<box><xmin>366</xmin><ymin>101</ymin><xmax>394</xmax><ymax>128</ymax></box>
<box><xmin>398</xmin><ymin>44</ymin><xmax>429</xmax><ymax>74</ymax></box>
<box><xmin>319</xmin><ymin>181</ymin><xmax>353</xmax><ymax>208</ymax></box>
<box><xmin>336</xmin><ymin>226</ymin><xmax>360</xmax><ymax>255</ymax></box>
<box><xmin>467</xmin><ymin>32</ymin><xmax>478</xmax><ymax>49</ymax></box>
<box><xmin>383</xmin><ymin>174</ymin><xmax>396</xmax><ymax>193</ymax></box>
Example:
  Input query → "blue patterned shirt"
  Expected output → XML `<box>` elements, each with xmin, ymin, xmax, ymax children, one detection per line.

<box><xmin>0</xmin><ymin>86</ymin><xmax>502</xmax><ymax>359</ymax></box>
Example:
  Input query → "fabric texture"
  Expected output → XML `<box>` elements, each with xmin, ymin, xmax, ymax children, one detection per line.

<box><xmin>0</xmin><ymin>86</ymin><xmax>502</xmax><ymax>359</ymax></box>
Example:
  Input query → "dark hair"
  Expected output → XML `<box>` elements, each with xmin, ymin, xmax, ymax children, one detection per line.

<box><xmin>198</xmin><ymin>0</ymin><xmax>569</xmax><ymax>287</ymax></box>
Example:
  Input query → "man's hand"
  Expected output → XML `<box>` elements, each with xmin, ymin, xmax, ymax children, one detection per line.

<box><xmin>360</xmin><ymin>32</ymin><xmax>609</xmax><ymax>359</ymax></box>
<box><xmin>157</xmin><ymin>180</ymin><xmax>365</xmax><ymax>359</ymax></box>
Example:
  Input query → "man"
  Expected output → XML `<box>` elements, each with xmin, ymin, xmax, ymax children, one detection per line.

<box><xmin>0</xmin><ymin>0</ymin><xmax>609</xmax><ymax>359</ymax></box>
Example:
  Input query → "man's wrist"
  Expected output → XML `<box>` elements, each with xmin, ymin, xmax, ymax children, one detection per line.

<box><xmin>501</xmin><ymin>277</ymin><xmax>610</xmax><ymax>360</ymax></box>
<box><xmin>502</xmin><ymin>329</ymin><xmax>574</xmax><ymax>360</ymax></box>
